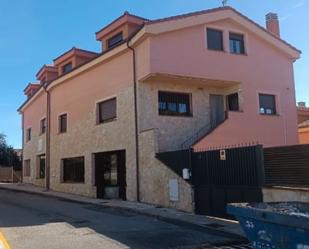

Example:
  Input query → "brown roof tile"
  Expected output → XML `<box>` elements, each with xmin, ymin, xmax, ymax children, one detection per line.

<box><xmin>299</xmin><ymin>120</ymin><xmax>309</xmax><ymax>128</ymax></box>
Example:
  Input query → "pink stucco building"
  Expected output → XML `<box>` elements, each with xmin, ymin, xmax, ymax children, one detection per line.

<box><xmin>19</xmin><ymin>7</ymin><xmax>300</xmax><ymax>212</ymax></box>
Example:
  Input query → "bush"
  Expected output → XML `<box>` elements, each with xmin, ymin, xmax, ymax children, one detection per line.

<box><xmin>0</xmin><ymin>133</ymin><xmax>21</xmax><ymax>169</ymax></box>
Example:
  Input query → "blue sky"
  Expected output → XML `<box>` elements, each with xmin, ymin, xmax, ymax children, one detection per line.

<box><xmin>0</xmin><ymin>0</ymin><xmax>308</xmax><ymax>148</ymax></box>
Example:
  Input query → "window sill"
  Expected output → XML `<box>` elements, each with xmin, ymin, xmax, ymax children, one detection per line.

<box><xmin>229</xmin><ymin>52</ymin><xmax>248</xmax><ymax>56</ymax></box>
<box><xmin>207</xmin><ymin>49</ymin><xmax>226</xmax><ymax>53</ymax></box>
<box><xmin>259</xmin><ymin>113</ymin><xmax>280</xmax><ymax>117</ymax></box>
<box><xmin>228</xmin><ymin>110</ymin><xmax>244</xmax><ymax>113</ymax></box>
<box><xmin>62</xmin><ymin>181</ymin><xmax>85</xmax><ymax>184</ymax></box>
<box><xmin>58</xmin><ymin>131</ymin><xmax>67</xmax><ymax>135</ymax></box>
<box><xmin>159</xmin><ymin>114</ymin><xmax>193</xmax><ymax>118</ymax></box>
<box><xmin>97</xmin><ymin>118</ymin><xmax>117</xmax><ymax>125</ymax></box>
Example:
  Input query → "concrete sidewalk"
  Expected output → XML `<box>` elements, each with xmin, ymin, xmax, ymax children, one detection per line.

<box><xmin>0</xmin><ymin>183</ymin><xmax>245</xmax><ymax>241</ymax></box>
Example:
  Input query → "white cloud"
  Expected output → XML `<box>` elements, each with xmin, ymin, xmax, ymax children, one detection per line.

<box><xmin>294</xmin><ymin>0</ymin><xmax>308</xmax><ymax>8</ymax></box>
<box><xmin>281</xmin><ymin>0</ymin><xmax>308</xmax><ymax>21</ymax></box>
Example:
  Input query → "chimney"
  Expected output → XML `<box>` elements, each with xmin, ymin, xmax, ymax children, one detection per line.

<box><xmin>266</xmin><ymin>13</ymin><xmax>280</xmax><ymax>37</ymax></box>
<box><xmin>298</xmin><ymin>102</ymin><xmax>306</xmax><ymax>108</ymax></box>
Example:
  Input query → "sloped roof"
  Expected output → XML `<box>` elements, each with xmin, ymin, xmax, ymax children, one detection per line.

<box><xmin>95</xmin><ymin>11</ymin><xmax>149</xmax><ymax>39</ymax></box>
<box><xmin>146</xmin><ymin>6</ymin><xmax>300</xmax><ymax>55</ymax></box>
<box><xmin>53</xmin><ymin>47</ymin><xmax>99</xmax><ymax>64</ymax></box>
<box><xmin>299</xmin><ymin>120</ymin><xmax>309</xmax><ymax>128</ymax></box>
<box><xmin>19</xmin><ymin>7</ymin><xmax>301</xmax><ymax>112</ymax></box>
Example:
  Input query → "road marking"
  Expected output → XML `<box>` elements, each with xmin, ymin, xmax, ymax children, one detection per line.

<box><xmin>0</xmin><ymin>233</ymin><xmax>11</xmax><ymax>249</ymax></box>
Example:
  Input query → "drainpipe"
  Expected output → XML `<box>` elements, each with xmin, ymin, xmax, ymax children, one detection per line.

<box><xmin>127</xmin><ymin>40</ymin><xmax>140</xmax><ymax>202</ymax></box>
<box><xmin>43</xmin><ymin>83</ymin><xmax>51</xmax><ymax>191</ymax></box>
<box><xmin>21</xmin><ymin>113</ymin><xmax>24</xmax><ymax>183</ymax></box>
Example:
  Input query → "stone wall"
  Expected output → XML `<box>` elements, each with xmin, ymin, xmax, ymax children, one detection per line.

<box><xmin>138</xmin><ymin>79</ymin><xmax>238</xmax><ymax>152</ymax></box>
<box><xmin>263</xmin><ymin>187</ymin><xmax>309</xmax><ymax>202</ymax></box>
<box><xmin>49</xmin><ymin>87</ymin><xmax>137</xmax><ymax>200</ymax></box>
<box><xmin>139</xmin><ymin>129</ymin><xmax>194</xmax><ymax>212</ymax></box>
<box><xmin>22</xmin><ymin>131</ymin><xmax>46</xmax><ymax>187</ymax></box>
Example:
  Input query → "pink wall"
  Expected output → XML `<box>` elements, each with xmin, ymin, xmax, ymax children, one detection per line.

<box><xmin>50</xmin><ymin>51</ymin><xmax>133</xmax><ymax>135</ymax></box>
<box><xmin>23</xmin><ymin>91</ymin><xmax>46</xmax><ymax>132</ymax></box>
<box><xmin>21</xmin><ymin>12</ymin><xmax>299</xmax><ymax>150</ymax></box>
<box><xmin>147</xmin><ymin>19</ymin><xmax>298</xmax><ymax>148</ymax></box>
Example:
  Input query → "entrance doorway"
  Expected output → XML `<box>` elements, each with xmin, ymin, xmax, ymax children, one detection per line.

<box><xmin>94</xmin><ymin>150</ymin><xmax>126</xmax><ymax>200</ymax></box>
<box><xmin>210</xmin><ymin>94</ymin><xmax>225</xmax><ymax>128</ymax></box>
<box><xmin>38</xmin><ymin>154</ymin><xmax>45</xmax><ymax>179</ymax></box>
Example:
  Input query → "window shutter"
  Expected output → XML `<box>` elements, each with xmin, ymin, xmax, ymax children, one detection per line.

<box><xmin>207</xmin><ymin>28</ymin><xmax>223</xmax><ymax>51</ymax></box>
<box><xmin>99</xmin><ymin>98</ymin><xmax>117</xmax><ymax>123</ymax></box>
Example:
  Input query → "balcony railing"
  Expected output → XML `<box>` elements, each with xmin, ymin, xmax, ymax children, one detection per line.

<box><xmin>181</xmin><ymin>111</ymin><xmax>228</xmax><ymax>150</ymax></box>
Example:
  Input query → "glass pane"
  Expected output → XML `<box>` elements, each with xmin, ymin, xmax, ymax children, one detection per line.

<box><xmin>110</xmin><ymin>154</ymin><xmax>118</xmax><ymax>185</ymax></box>
<box><xmin>63</xmin><ymin>157</ymin><xmax>84</xmax><ymax>182</ymax></box>
<box><xmin>179</xmin><ymin>103</ymin><xmax>188</xmax><ymax>114</ymax></box>
<box><xmin>158</xmin><ymin>91</ymin><xmax>191</xmax><ymax>116</ymax></box>
<box><xmin>229</xmin><ymin>33</ymin><xmax>245</xmax><ymax>54</ymax></box>
<box><xmin>159</xmin><ymin>101</ymin><xmax>166</xmax><ymax>110</ymax></box>
<box><xmin>227</xmin><ymin>93</ymin><xmax>239</xmax><ymax>111</ymax></box>
<box><xmin>63</xmin><ymin>63</ymin><xmax>72</xmax><ymax>74</ymax></box>
<box><xmin>99</xmin><ymin>98</ymin><xmax>116</xmax><ymax>122</ymax></box>
<box><xmin>107</xmin><ymin>33</ymin><xmax>123</xmax><ymax>48</ymax></box>
<box><xmin>60</xmin><ymin>114</ymin><xmax>67</xmax><ymax>132</ymax></box>
<box><xmin>168</xmin><ymin>103</ymin><xmax>177</xmax><ymax>112</ymax></box>
<box><xmin>207</xmin><ymin>29</ymin><xmax>223</xmax><ymax>51</ymax></box>
<box><xmin>259</xmin><ymin>94</ymin><xmax>276</xmax><ymax>115</ymax></box>
<box><xmin>39</xmin><ymin>155</ymin><xmax>45</xmax><ymax>178</ymax></box>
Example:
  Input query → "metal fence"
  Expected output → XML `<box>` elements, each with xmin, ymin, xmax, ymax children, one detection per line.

<box><xmin>264</xmin><ymin>144</ymin><xmax>309</xmax><ymax>187</ymax></box>
<box><xmin>192</xmin><ymin>145</ymin><xmax>264</xmax><ymax>217</ymax></box>
<box><xmin>156</xmin><ymin>145</ymin><xmax>264</xmax><ymax>218</ymax></box>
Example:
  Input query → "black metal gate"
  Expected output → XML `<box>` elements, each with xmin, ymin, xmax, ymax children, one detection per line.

<box><xmin>192</xmin><ymin>145</ymin><xmax>264</xmax><ymax>218</ymax></box>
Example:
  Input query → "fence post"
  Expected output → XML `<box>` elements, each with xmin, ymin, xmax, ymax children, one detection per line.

<box><xmin>255</xmin><ymin>145</ymin><xmax>265</xmax><ymax>187</ymax></box>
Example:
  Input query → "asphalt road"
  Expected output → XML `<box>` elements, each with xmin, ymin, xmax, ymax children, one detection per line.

<box><xmin>0</xmin><ymin>189</ymin><xmax>236</xmax><ymax>249</ymax></box>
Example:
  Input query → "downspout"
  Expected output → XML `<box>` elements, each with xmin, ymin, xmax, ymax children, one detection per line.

<box><xmin>127</xmin><ymin>40</ymin><xmax>140</xmax><ymax>202</ymax></box>
<box><xmin>43</xmin><ymin>84</ymin><xmax>51</xmax><ymax>191</ymax></box>
<box><xmin>21</xmin><ymin>113</ymin><xmax>24</xmax><ymax>183</ymax></box>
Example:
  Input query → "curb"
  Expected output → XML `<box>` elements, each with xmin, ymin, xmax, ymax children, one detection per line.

<box><xmin>0</xmin><ymin>185</ymin><xmax>246</xmax><ymax>242</ymax></box>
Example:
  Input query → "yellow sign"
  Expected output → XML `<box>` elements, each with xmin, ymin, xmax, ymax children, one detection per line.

<box><xmin>0</xmin><ymin>233</ymin><xmax>11</xmax><ymax>249</ymax></box>
<box><xmin>220</xmin><ymin>149</ymin><xmax>226</xmax><ymax>160</ymax></box>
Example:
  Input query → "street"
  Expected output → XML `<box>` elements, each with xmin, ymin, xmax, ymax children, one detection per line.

<box><xmin>0</xmin><ymin>189</ymin><xmax>238</xmax><ymax>249</ymax></box>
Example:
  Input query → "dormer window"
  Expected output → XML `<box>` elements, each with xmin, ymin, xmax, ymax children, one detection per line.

<box><xmin>62</xmin><ymin>62</ymin><xmax>73</xmax><ymax>74</ymax></box>
<box><xmin>107</xmin><ymin>32</ymin><xmax>123</xmax><ymax>49</ymax></box>
<box><xmin>41</xmin><ymin>77</ymin><xmax>46</xmax><ymax>84</ymax></box>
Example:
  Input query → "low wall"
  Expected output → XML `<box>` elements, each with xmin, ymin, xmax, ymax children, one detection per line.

<box><xmin>263</xmin><ymin>187</ymin><xmax>309</xmax><ymax>202</ymax></box>
<box><xmin>0</xmin><ymin>166</ymin><xmax>12</xmax><ymax>182</ymax></box>
<box><xmin>0</xmin><ymin>166</ymin><xmax>22</xmax><ymax>183</ymax></box>
<box><xmin>139</xmin><ymin>129</ymin><xmax>194</xmax><ymax>212</ymax></box>
<box><xmin>13</xmin><ymin>170</ymin><xmax>22</xmax><ymax>183</ymax></box>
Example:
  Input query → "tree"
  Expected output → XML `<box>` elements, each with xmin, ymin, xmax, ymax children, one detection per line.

<box><xmin>0</xmin><ymin>133</ymin><xmax>21</xmax><ymax>169</ymax></box>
